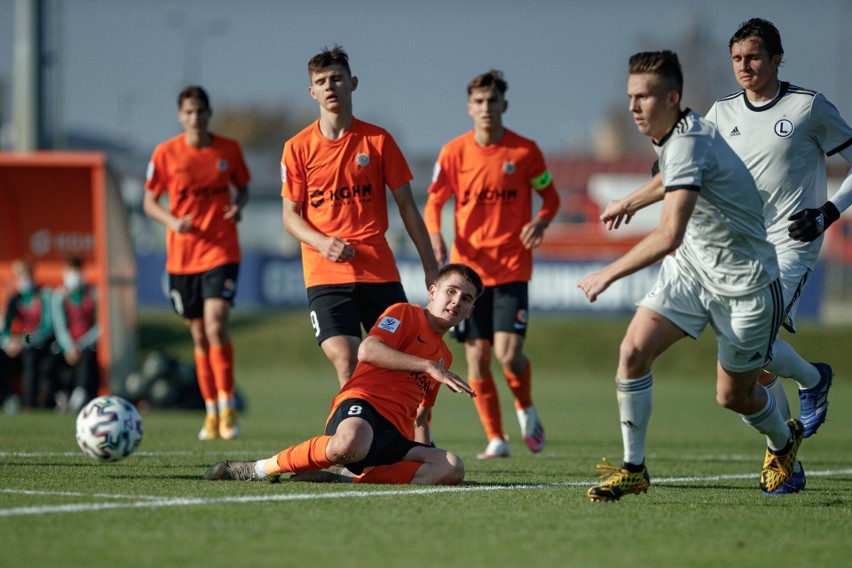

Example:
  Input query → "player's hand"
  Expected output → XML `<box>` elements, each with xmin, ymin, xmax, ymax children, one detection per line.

<box><xmin>171</xmin><ymin>214</ymin><xmax>193</xmax><ymax>234</ymax></box>
<box><xmin>577</xmin><ymin>271</ymin><xmax>610</xmax><ymax>303</ymax></box>
<box><xmin>322</xmin><ymin>237</ymin><xmax>355</xmax><ymax>263</ymax></box>
<box><xmin>601</xmin><ymin>199</ymin><xmax>633</xmax><ymax>231</ymax></box>
<box><xmin>430</xmin><ymin>233</ymin><xmax>447</xmax><ymax>266</ymax></box>
<box><xmin>788</xmin><ymin>202</ymin><xmax>840</xmax><ymax>242</ymax></box>
<box><xmin>223</xmin><ymin>203</ymin><xmax>242</xmax><ymax>222</ymax></box>
<box><xmin>520</xmin><ymin>217</ymin><xmax>548</xmax><ymax>249</ymax></box>
<box><xmin>4</xmin><ymin>338</ymin><xmax>23</xmax><ymax>358</ymax></box>
<box><xmin>64</xmin><ymin>346</ymin><xmax>81</xmax><ymax>366</ymax></box>
<box><xmin>429</xmin><ymin>363</ymin><xmax>476</xmax><ymax>398</ymax></box>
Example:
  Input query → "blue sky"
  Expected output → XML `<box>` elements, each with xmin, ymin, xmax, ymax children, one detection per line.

<box><xmin>1</xmin><ymin>0</ymin><xmax>850</xmax><ymax>159</ymax></box>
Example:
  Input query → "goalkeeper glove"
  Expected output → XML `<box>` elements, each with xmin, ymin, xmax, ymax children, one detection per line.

<box><xmin>788</xmin><ymin>201</ymin><xmax>840</xmax><ymax>242</ymax></box>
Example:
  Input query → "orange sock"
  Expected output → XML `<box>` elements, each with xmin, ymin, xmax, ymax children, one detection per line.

<box><xmin>505</xmin><ymin>361</ymin><xmax>532</xmax><ymax>410</ymax></box>
<box><xmin>209</xmin><ymin>342</ymin><xmax>235</xmax><ymax>399</ymax></box>
<box><xmin>355</xmin><ymin>462</ymin><xmax>421</xmax><ymax>484</ymax></box>
<box><xmin>275</xmin><ymin>435</ymin><xmax>333</xmax><ymax>474</ymax></box>
<box><xmin>471</xmin><ymin>373</ymin><xmax>504</xmax><ymax>440</ymax></box>
<box><xmin>193</xmin><ymin>349</ymin><xmax>217</xmax><ymax>406</ymax></box>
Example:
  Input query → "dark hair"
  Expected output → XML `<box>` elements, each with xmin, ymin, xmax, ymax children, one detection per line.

<box><xmin>628</xmin><ymin>50</ymin><xmax>683</xmax><ymax>97</ymax></box>
<box><xmin>437</xmin><ymin>263</ymin><xmax>484</xmax><ymax>299</ymax></box>
<box><xmin>308</xmin><ymin>44</ymin><xmax>351</xmax><ymax>78</ymax></box>
<box><xmin>467</xmin><ymin>69</ymin><xmax>508</xmax><ymax>97</ymax></box>
<box><xmin>65</xmin><ymin>255</ymin><xmax>83</xmax><ymax>270</ymax></box>
<box><xmin>729</xmin><ymin>18</ymin><xmax>784</xmax><ymax>62</ymax></box>
<box><xmin>177</xmin><ymin>85</ymin><xmax>210</xmax><ymax>110</ymax></box>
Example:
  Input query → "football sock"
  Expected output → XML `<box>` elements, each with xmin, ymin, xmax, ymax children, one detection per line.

<box><xmin>504</xmin><ymin>361</ymin><xmax>532</xmax><ymax>410</ymax></box>
<box><xmin>740</xmin><ymin>385</ymin><xmax>790</xmax><ymax>450</ymax></box>
<box><xmin>354</xmin><ymin>462</ymin><xmax>420</xmax><ymax>484</ymax></box>
<box><xmin>764</xmin><ymin>338</ymin><xmax>820</xmax><ymax>389</ymax></box>
<box><xmin>764</xmin><ymin>375</ymin><xmax>791</xmax><ymax>421</ymax></box>
<box><xmin>193</xmin><ymin>349</ymin><xmax>217</xmax><ymax>405</ymax></box>
<box><xmin>470</xmin><ymin>373</ymin><xmax>504</xmax><ymax>441</ymax></box>
<box><xmin>253</xmin><ymin>461</ymin><xmax>268</xmax><ymax>480</ymax></box>
<box><xmin>209</xmin><ymin>342</ymin><xmax>235</xmax><ymax>398</ymax></box>
<box><xmin>616</xmin><ymin>373</ymin><xmax>653</xmax><ymax>466</ymax></box>
<box><xmin>271</xmin><ymin>435</ymin><xmax>333</xmax><ymax>474</ymax></box>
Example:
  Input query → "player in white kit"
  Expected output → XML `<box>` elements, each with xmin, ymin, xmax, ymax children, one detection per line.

<box><xmin>578</xmin><ymin>50</ymin><xmax>801</xmax><ymax>501</ymax></box>
<box><xmin>598</xmin><ymin>19</ymin><xmax>851</xmax><ymax>494</ymax></box>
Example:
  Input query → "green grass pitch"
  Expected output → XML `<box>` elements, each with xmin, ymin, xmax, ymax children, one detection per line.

<box><xmin>1</xmin><ymin>310</ymin><xmax>850</xmax><ymax>567</ymax></box>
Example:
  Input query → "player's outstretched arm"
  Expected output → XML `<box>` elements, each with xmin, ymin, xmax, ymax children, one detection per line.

<box><xmin>579</xmin><ymin>188</ymin><xmax>695</xmax><ymax>302</ymax></box>
<box><xmin>358</xmin><ymin>335</ymin><xmax>476</xmax><ymax>397</ymax></box>
<box><xmin>602</xmin><ymin>173</ymin><xmax>665</xmax><ymax>230</ymax></box>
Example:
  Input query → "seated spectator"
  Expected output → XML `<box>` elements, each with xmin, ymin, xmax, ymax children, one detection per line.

<box><xmin>1</xmin><ymin>259</ymin><xmax>54</xmax><ymax>409</ymax></box>
<box><xmin>50</xmin><ymin>256</ymin><xmax>100</xmax><ymax>412</ymax></box>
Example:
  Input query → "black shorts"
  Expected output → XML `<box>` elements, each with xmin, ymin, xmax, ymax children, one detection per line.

<box><xmin>168</xmin><ymin>263</ymin><xmax>239</xmax><ymax>319</ymax></box>
<box><xmin>324</xmin><ymin>398</ymin><xmax>428</xmax><ymax>475</ymax></box>
<box><xmin>306</xmin><ymin>282</ymin><xmax>407</xmax><ymax>344</ymax></box>
<box><xmin>463</xmin><ymin>281</ymin><xmax>529</xmax><ymax>341</ymax></box>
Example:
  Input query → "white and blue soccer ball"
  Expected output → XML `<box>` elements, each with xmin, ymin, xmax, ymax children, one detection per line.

<box><xmin>75</xmin><ymin>396</ymin><xmax>144</xmax><ymax>462</ymax></box>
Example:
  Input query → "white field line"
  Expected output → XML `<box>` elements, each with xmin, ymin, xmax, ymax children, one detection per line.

<box><xmin>2</xmin><ymin>468</ymin><xmax>851</xmax><ymax>518</ymax></box>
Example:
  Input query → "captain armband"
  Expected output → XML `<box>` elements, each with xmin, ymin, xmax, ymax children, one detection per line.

<box><xmin>530</xmin><ymin>170</ymin><xmax>553</xmax><ymax>190</ymax></box>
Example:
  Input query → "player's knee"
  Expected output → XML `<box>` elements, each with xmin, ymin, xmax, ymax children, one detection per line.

<box><xmin>435</xmin><ymin>452</ymin><xmax>465</xmax><ymax>485</ymax></box>
<box><xmin>327</xmin><ymin>433</ymin><xmax>369</xmax><ymax>464</ymax></box>
<box><xmin>618</xmin><ymin>338</ymin><xmax>652</xmax><ymax>374</ymax></box>
<box><xmin>715</xmin><ymin>388</ymin><xmax>743</xmax><ymax>411</ymax></box>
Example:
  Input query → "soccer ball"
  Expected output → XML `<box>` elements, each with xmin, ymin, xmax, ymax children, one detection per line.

<box><xmin>75</xmin><ymin>396</ymin><xmax>144</xmax><ymax>462</ymax></box>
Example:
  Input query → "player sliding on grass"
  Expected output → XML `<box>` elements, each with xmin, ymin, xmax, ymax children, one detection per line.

<box><xmin>578</xmin><ymin>51</ymin><xmax>802</xmax><ymax>501</ymax></box>
<box><xmin>204</xmin><ymin>264</ymin><xmax>483</xmax><ymax>485</ymax></box>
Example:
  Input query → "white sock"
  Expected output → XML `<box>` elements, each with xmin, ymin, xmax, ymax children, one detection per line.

<box><xmin>616</xmin><ymin>373</ymin><xmax>653</xmax><ymax>466</ymax></box>
<box><xmin>764</xmin><ymin>376</ymin><xmax>791</xmax><ymax>421</ymax></box>
<box><xmin>254</xmin><ymin>460</ymin><xmax>268</xmax><ymax>480</ymax></box>
<box><xmin>205</xmin><ymin>402</ymin><xmax>217</xmax><ymax>415</ymax></box>
<box><xmin>764</xmin><ymin>339</ymin><xmax>819</xmax><ymax>389</ymax></box>
<box><xmin>740</xmin><ymin>385</ymin><xmax>790</xmax><ymax>450</ymax></box>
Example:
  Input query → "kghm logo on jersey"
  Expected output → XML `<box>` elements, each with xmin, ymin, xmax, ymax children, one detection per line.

<box><xmin>503</xmin><ymin>161</ymin><xmax>516</xmax><ymax>175</ymax></box>
<box><xmin>355</xmin><ymin>153</ymin><xmax>370</xmax><ymax>167</ymax></box>
<box><xmin>308</xmin><ymin>185</ymin><xmax>373</xmax><ymax>208</ymax></box>
<box><xmin>460</xmin><ymin>187</ymin><xmax>518</xmax><ymax>206</ymax></box>
<box><xmin>774</xmin><ymin>119</ymin><xmax>794</xmax><ymax>138</ymax></box>
<box><xmin>217</xmin><ymin>159</ymin><xmax>228</xmax><ymax>172</ymax></box>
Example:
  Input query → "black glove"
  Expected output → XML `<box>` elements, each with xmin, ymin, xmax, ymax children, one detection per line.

<box><xmin>788</xmin><ymin>201</ymin><xmax>840</xmax><ymax>242</ymax></box>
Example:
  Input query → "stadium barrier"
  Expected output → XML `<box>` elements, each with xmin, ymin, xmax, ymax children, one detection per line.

<box><xmin>136</xmin><ymin>251</ymin><xmax>824</xmax><ymax>319</ymax></box>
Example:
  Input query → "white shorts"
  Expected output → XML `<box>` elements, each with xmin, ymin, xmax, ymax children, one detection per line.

<box><xmin>638</xmin><ymin>255</ymin><xmax>784</xmax><ymax>373</ymax></box>
<box><xmin>776</xmin><ymin>249</ymin><xmax>813</xmax><ymax>332</ymax></box>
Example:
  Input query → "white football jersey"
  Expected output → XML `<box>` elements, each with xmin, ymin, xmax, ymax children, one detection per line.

<box><xmin>706</xmin><ymin>82</ymin><xmax>852</xmax><ymax>266</ymax></box>
<box><xmin>655</xmin><ymin>109</ymin><xmax>779</xmax><ymax>297</ymax></box>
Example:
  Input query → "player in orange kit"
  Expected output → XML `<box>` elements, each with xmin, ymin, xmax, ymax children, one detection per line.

<box><xmin>144</xmin><ymin>85</ymin><xmax>250</xmax><ymax>441</ymax></box>
<box><xmin>281</xmin><ymin>45</ymin><xmax>439</xmax><ymax>389</ymax></box>
<box><xmin>424</xmin><ymin>70</ymin><xmax>560</xmax><ymax>458</ymax></box>
<box><xmin>204</xmin><ymin>263</ymin><xmax>483</xmax><ymax>484</ymax></box>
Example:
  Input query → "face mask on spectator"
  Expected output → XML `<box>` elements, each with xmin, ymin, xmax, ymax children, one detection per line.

<box><xmin>16</xmin><ymin>277</ymin><xmax>34</xmax><ymax>294</ymax></box>
<box><xmin>64</xmin><ymin>270</ymin><xmax>83</xmax><ymax>292</ymax></box>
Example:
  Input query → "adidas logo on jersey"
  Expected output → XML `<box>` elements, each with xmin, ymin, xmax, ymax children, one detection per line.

<box><xmin>729</xmin><ymin>127</ymin><xmax>741</xmax><ymax>137</ymax></box>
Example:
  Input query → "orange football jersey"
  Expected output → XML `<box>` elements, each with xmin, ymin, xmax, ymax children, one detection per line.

<box><xmin>326</xmin><ymin>302</ymin><xmax>452</xmax><ymax>441</ymax></box>
<box><xmin>424</xmin><ymin>129</ymin><xmax>560</xmax><ymax>286</ymax></box>
<box><xmin>281</xmin><ymin>119</ymin><xmax>413</xmax><ymax>287</ymax></box>
<box><xmin>145</xmin><ymin>134</ymin><xmax>250</xmax><ymax>274</ymax></box>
